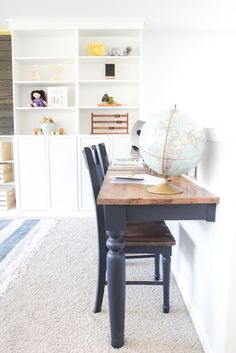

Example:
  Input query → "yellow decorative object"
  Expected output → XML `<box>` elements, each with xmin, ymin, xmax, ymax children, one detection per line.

<box><xmin>88</xmin><ymin>43</ymin><xmax>105</xmax><ymax>56</ymax></box>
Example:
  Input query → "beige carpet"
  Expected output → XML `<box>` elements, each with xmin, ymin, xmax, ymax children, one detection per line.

<box><xmin>0</xmin><ymin>218</ymin><xmax>203</xmax><ymax>353</ymax></box>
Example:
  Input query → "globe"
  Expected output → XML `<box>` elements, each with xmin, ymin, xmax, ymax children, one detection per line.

<box><xmin>139</xmin><ymin>107</ymin><xmax>206</xmax><ymax>194</ymax></box>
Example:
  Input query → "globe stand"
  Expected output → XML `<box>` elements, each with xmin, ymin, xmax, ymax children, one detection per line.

<box><xmin>147</xmin><ymin>177</ymin><xmax>184</xmax><ymax>195</ymax></box>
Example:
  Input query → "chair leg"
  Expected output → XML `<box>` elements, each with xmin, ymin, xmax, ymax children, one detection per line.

<box><xmin>94</xmin><ymin>248</ymin><xmax>107</xmax><ymax>313</ymax></box>
<box><xmin>154</xmin><ymin>253</ymin><xmax>160</xmax><ymax>280</ymax></box>
<box><xmin>162</xmin><ymin>254</ymin><xmax>171</xmax><ymax>313</ymax></box>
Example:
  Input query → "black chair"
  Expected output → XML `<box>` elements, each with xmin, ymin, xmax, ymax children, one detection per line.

<box><xmin>83</xmin><ymin>146</ymin><xmax>176</xmax><ymax>314</ymax></box>
<box><xmin>96</xmin><ymin>143</ymin><xmax>161</xmax><ymax>280</ymax></box>
<box><xmin>97</xmin><ymin>143</ymin><xmax>109</xmax><ymax>175</ymax></box>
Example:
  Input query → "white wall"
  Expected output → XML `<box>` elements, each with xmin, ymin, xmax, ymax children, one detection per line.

<box><xmin>170</xmin><ymin>135</ymin><xmax>236</xmax><ymax>353</ymax></box>
<box><xmin>142</xmin><ymin>30</ymin><xmax>236</xmax><ymax>128</ymax></box>
<box><xmin>141</xmin><ymin>29</ymin><xmax>236</xmax><ymax>353</ymax></box>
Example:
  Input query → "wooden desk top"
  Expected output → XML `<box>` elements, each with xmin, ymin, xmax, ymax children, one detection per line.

<box><xmin>97</xmin><ymin>171</ymin><xmax>220</xmax><ymax>206</ymax></box>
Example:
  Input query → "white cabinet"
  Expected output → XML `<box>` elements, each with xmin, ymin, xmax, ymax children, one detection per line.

<box><xmin>16</xmin><ymin>136</ymin><xmax>78</xmax><ymax>212</ymax></box>
<box><xmin>16</xmin><ymin>135</ymin><xmax>134</xmax><ymax>214</ymax></box>
<box><xmin>48</xmin><ymin>136</ymin><xmax>78</xmax><ymax>211</ymax></box>
<box><xmin>16</xmin><ymin>136</ymin><xmax>48</xmax><ymax>210</ymax></box>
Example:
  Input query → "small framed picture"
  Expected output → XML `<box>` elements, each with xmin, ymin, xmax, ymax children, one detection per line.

<box><xmin>105</xmin><ymin>64</ymin><xmax>115</xmax><ymax>79</ymax></box>
<box><xmin>47</xmin><ymin>87</ymin><xmax>68</xmax><ymax>107</ymax></box>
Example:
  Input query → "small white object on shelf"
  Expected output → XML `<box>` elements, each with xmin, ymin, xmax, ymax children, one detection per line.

<box><xmin>47</xmin><ymin>87</ymin><xmax>68</xmax><ymax>107</ymax></box>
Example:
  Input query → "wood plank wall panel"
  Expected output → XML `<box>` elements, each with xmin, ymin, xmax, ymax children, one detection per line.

<box><xmin>0</xmin><ymin>35</ymin><xmax>14</xmax><ymax>135</ymax></box>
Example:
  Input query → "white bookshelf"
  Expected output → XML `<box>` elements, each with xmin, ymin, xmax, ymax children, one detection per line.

<box><xmin>10</xmin><ymin>20</ymin><xmax>143</xmax><ymax>136</ymax></box>
<box><xmin>7</xmin><ymin>19</ymin><xmax>144</xmax><ymax>215</ymax></box>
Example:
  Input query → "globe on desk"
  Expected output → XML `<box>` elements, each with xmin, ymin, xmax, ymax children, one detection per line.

<box><xmin>139</xmin><ymin>106</ymin><xmax>206</xmax><ymax>194</ymax></box>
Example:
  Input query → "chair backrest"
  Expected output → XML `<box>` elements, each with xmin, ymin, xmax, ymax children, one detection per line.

<box><xmin>83</xmin><ymin>146</ymin><xmax>103</xmax><ymax>200</ymax></box>
<box><xmin>97</xmin><ymin>143</ymin><xmax>109</xmax><ymax>175</ymax></box>
<box><xmin>83</xmin><ymin>147</ymin><xmax>106</xmax><ymax>244</ymax></box>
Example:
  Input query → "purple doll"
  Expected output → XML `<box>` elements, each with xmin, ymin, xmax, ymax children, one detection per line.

<box><xmin>31</xmin><ymin>90</ymin><xmax>47</xmax><ymax>107</ymax></box>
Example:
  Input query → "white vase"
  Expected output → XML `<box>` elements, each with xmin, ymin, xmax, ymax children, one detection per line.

<box><xmin>41</xmin><ymin>123</ymin><xmax>56</xmax><ymax>135</ymax></box>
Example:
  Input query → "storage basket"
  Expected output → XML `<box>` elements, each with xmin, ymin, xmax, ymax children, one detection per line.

<box><xmin>0</xmin><ymin>142</ymin><xmax>12</xmax><ymax>161</ymax></box>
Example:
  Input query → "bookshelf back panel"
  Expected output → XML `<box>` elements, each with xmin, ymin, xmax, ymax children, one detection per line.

<box><xmin>14</xmin><ymin>62</ymin><xmax>76</xmax><ymax>82</ymax></box>
<box><xmin>79</xmin><ymin>61</ymin><xmax>139</xmax><ymax>80</ymax></box>
<box><xmin>79</xmin><ymin>35</ymin><xmax>140</xmax><ymax>56</ymax></box>
<box><xmin>15</xmin><ymin>111</ymin><xmax>76</xmax><ymax>135</ymax></box>
<box><xmin>79</xmin><ymin>85</ymin><xmax>139</xmax><ymax>106</ymax></box>
<box><xmin>79</xmin><ymin>109</ymin><xmax>139</xmax><ymax>134</ymax></box>
<box><xmin>16</xmin><ymin>85</ymin><xmax>75</xmax><ymax>107</ymax></box>
<box><xmin>13</xmin><ymin>30</ymin><xmax>76</xmax><ymax>57</ymax></box>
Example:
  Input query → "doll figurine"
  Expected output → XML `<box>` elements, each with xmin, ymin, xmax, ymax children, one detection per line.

<box><xmin>31</xmin><ymin>90</ymin><xmax>47</xmax><ymax>107</ymax></box>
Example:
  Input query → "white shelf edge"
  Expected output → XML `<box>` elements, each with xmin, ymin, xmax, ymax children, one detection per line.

<box><xmin>0</xmin><ymin>182</ymin><xmax>15</xmax><ymax>186</ymax></box>
<box><xmin>0</xmin><ymin>208</ymin><xmax>17</xmax><ymax>216</ymax></box>
<box><xmin>14</xmin><ymin>56</ymin><xmax>75</xmax><ymax>61</ymax></box>
<box><xmin>15</xmin><ymin>107</ymin><xmax>76</xmax><ymax>110</ymax></box>
<box><xmin>0</xmin><ymin>160</ymin><xmax>14</xmax><ymax>163</ymax></box>
<box><xmin>8</xmin><ymin>19</ymin><xmax>144</xmax><ymax>30</ymax></box>
<box><xmin>79</xmin><ymin>55</ymin><xmax>140</xmax><ymax>60</ymax></box>
<box><xmin>79</xmin><ymin>106</ymin><xmax>140</xmax><ymax>110</ymax></box>
<box><xmin>15</xmin><ymin>81</ymin><xmax>76</xmax><ymax>85</ymax></box>
<box><xmin>78</xmin><ymin>80</ymin><xmax>140</xmax><ymax>86</ymax></box>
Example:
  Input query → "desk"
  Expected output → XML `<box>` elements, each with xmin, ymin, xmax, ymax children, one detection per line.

<box><xmin>97</xmin><ymin>172</ymin><xmax>219</xmax><ymax>348</ymax></box>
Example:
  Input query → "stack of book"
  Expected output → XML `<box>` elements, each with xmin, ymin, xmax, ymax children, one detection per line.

<box><xmin>110</xmin><ymin>158</ymin><xmax>148</xmax><ymax>171</ymax></box>
<box><xmin>0</xmin><ymin>187</ymin><xmax>15</xmax><ymax>210</ymax></box>
<box><xmin>0</xmin><ymin>164</ymin><xmax>13</xmax><ymax>183</ymax></box>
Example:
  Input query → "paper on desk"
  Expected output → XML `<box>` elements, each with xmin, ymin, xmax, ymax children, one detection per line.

<box><xmin>110</xmin><ymin>174</ymin><xmax>164</xmax><ymax>185</ymax></box>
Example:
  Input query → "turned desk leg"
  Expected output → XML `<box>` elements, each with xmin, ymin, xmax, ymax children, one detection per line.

<box><xmin>106</xmin><ymin>230</ymin><xmax>126</xmax><ymax>348</ymax></box>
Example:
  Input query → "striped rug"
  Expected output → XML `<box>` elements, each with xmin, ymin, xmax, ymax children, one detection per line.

<box><xmin>0</xmin><ymin>219</ymin><xmax>55</xmax><ymax>296</ymax></box>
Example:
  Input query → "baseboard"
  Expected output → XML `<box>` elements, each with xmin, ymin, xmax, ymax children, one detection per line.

<box><xmin>172</xmin><ymin>265</ymin><xmax>215</xmax><ymax>353</ymax></box>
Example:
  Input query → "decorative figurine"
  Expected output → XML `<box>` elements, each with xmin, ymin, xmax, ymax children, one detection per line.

<box><xmin>31</xmin><ymin>90</ymin><xmax>47</xmax><ymax>107</ymax></box>
<box><xmin>50</xmin><ymin>65</ymin><xmax>64</xmax><ymax>80</ymax></box>
<box><xmin>123</xmin><ymin>46</ymin><xmax>132</xmax><ymax>56</ymax></box>
<box><xmin>107</xmin><ymin>47</ymin><xmax>123</xmax><ymax>56</ymax></box>
<box><xmin>31</xmin><ymin>89</ymin><xmax>47</xmax><ymax>107</ymax></box>
<box><xmin>88</xmin><ymin>43</ymin><xmax>105</xmax><ymax>56</ymax></box>
<box><xmin>98</xmin><ymin>93</ymin><xmax>122</xmax><ymax>106</ymax></box>
<box><xmin>30</xmin><ymin>65</ymin><xmax>41</xmax><ymax>81</ymax></box>
<box><xmin>40</xmin><ymin>116</ymin><xmax>56</xmax><ymax>135</ymax></box>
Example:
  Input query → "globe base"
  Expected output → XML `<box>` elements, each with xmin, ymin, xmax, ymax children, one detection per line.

<box><xmin>147</xmin><ymin>181</ymin><xmax>184</xmax><ymax>195</ymax></box>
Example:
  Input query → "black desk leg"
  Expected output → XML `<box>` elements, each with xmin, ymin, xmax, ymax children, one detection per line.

<box><xmin>106</xmin><ymin>230</ymin><xmax>126</xmax><ymax>348</ymax></box>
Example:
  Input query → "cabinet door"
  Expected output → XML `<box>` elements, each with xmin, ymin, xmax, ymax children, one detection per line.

<box><xmin>79</xmin><ymin>136</ymin><xmax>110</xmax><ymax>211</ymax></box>
<box><xmin>16</xmin><ymin>136</ymin><xmax>48</xmax><ymax>210</ymax></box>
<box><xmin>110</xmin><ymin>135</ymin><xmax>132</xmax><ymax>159</ymax></box>
<box><xmin>48</xmin><ymin>136</ymin><xmax>78</xmax><ymax>211</ymax></box>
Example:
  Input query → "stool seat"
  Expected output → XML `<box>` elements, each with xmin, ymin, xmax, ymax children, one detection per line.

<box><xmin>125</xmin><ymin>221</ymin><xmax>176</xmax><ymax>247</ymax></box>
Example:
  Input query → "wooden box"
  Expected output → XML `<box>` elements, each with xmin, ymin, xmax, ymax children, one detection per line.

<box><xmin>0</xmin><ymin>164</ymin><xmax>13</xmax><ymax>183</ymax></box>
<box><xmin>91</xmin><ymin>113</ymin><xmax>129</xmax><ymax>134</ymax></box>
<box><xmin>0</xmin><ymin>187</ymin><xmax>15</xmax><ymax>210</ymax></box>
<box><xmin>0</xmin><ymin>141</ymin><xmax>12</xmax><ymax>161</ymax></box>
